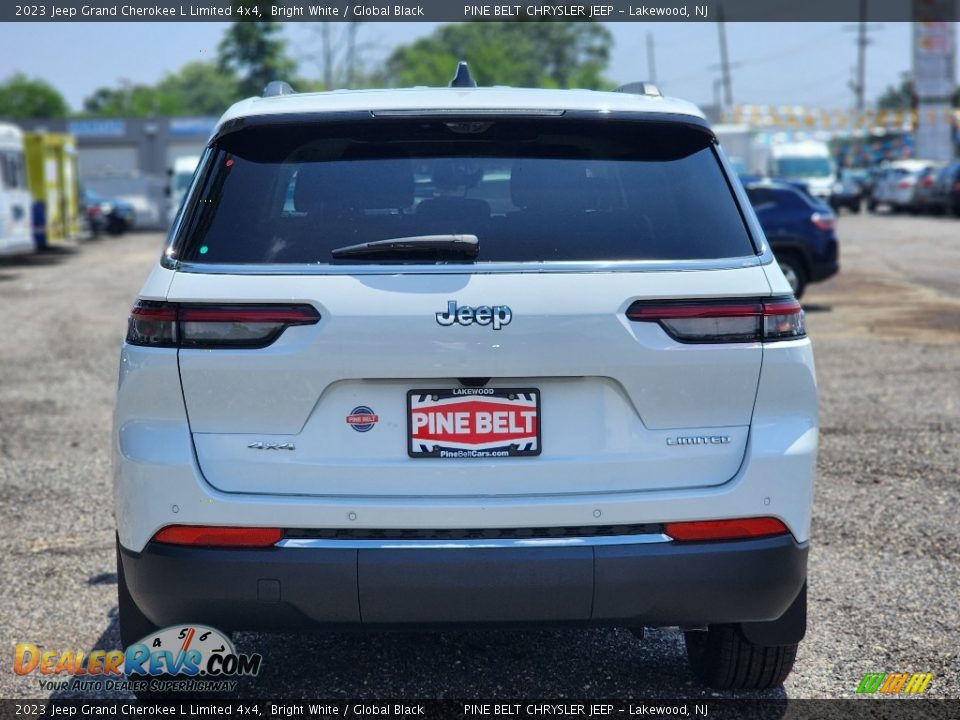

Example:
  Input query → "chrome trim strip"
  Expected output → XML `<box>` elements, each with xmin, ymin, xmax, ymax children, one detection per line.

<box><xmin>275</xmin><ymin>533</ymin><xmax>672</xmax><ymax>549</ymax></box>
<box><xmin>165</xmin><ymin>255</ymin><xmax>769</xmax><ymax>276</ymax></box>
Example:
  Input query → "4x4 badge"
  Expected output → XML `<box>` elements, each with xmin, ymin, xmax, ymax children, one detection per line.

<box><xmin>436</xmin><ymin>300</ymin><xmax>512</xmax><ymax>330</ymax></box>
<box><xmin>248</xmin><ymin>441</ymin><xmax>296</xmax><ymax>450</ymax></box>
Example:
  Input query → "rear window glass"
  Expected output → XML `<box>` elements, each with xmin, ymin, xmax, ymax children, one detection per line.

<box><xmin>172</xmin><ymin>118</ymin><xmax>755</xmax><ymax>265</ymax></box>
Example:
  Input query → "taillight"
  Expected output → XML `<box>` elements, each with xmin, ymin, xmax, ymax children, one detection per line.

<box><xmin>127</xmin><ymin>302</ymin><xmax>177</xmax><ymax>347</ymax></box>
<box><xmin>126</xmin><ymin>301</ymin><xmax>319</xmax><ymax>348</ymax></box>
<box><xmin>810</xmin><ymin>212</ymin><xmax>836</xmax><ymax>231</ymax></box>
<box><xmin>897</xmin><ymin>179</ymin><xmax>912</xmax><ymax>189</ymax></box>
<box><xmin>626</xmin><ymin>296</ymin><xmax>805</xmax><ymax>343</ymax></box>
<box><xmin>920</xmin><ymin>176</ymin><xmax>934</xmax><ymax>187</ymax></box>
<box><xmin>153</xmin><ymin>525</ymin><xmax>282</xmax><ymax>548</ymax></box>
<box><xmin>665</xmin><ymin>517</ymin><xmax>789</xmax><ymax>542</ymax></box>
<box><xmin>953</xmin><ymin>181</ymin><xmax>960</xmax><ymax>192</ymax></box>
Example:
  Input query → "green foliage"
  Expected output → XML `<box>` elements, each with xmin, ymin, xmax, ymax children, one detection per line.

<box><xmin>877</xmin><ymin>73</ymin><xmax>960</xmax><ymax>110</ymax></box>
<box><xmin>876</xmin><ymin>75</ymin><xmax>916</xmax><ymax>111</ymax></box>
<box><xmin>0</xmin><ymin>73</ymin><xmax>69</xmax><ymax>119</ymax></box>
<box><xmin>156</xmin><ymin>61</ymin><xmax>240</xmax><ymax>115</ymax></box>
<box><xmin>82</xmin><ymin>84</ymin><xmax>177</xmax><ymax>116</ymax></box>
<box><xmin>82</xmin><ymin>62</ymin><xmax>240</xmax><ymax>117</ymax></box>
<box><xmin>386</xmin><ymin>21</ymin><xmax>613</xmax><ymax>90</ymax></box>
<box><xmin>218</xmin><ymin>6</ymin><xmax>296</xmax><ymax>98</ymax></box>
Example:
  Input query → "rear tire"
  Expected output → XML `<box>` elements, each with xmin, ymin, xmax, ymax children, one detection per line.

<box><xmin>684</xmin><ymin>625</ymin><xmax>798</xmax><ymax>690</ymax></box>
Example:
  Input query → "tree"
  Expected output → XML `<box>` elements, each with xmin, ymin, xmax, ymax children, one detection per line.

<box><xmin>82</xmin><ymin>62</ymin><xmax>238</xmax><ymax>117</ymax></box>
<box><xmin>876</xmin><ymin>73</ymin><xmax>960</xmax><ymax>110</ymax></box>
<box><xmin>305</xmin><ymin>22</ymin><xmax>374</xmax><ymax>90</ymax></box>
<box><xmin>876</xmin><ymin>75</ymin><xmax>916</xmax><ymax>111</ymax></box>
<box><xmin>385</xmin><ymin>22</ymin><xmax>613</xmax><ymax>90</ymax></box>
<box><xmin>0</xmin><ymin>73</ymin><xmax>69</xmax><ymax>119</ymax></box>
<box><xmin>82</xmin><ymin>83</ymin><xmax>180</xmax><ymax>116</ymax></box>
<box><xmin>218</xmin><ymin>5</ymin><xmax>296</xmax><ymax>98</ymax></box>
<box><xmin>156</xmin><ymin>61</ymin><xmax>239</xmax><ymax>115</ymax></box>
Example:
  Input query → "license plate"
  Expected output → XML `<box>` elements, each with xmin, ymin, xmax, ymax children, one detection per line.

<box><xmin>407</xmin><ymin>388</ymin><xmax>541</xmax><ymax>459</ymax></box>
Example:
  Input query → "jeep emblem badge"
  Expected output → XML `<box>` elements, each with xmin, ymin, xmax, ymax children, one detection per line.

<box><xmin>436</xmin><ymin>300</ymin><xmax>512</xmax><ymax>330</ymax></box>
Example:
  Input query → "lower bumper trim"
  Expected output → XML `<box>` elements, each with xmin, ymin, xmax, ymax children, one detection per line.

<box><xmin>119</xmin><ymin>534</ymin><xmax>807</xmax><ymax>630</ymax></box>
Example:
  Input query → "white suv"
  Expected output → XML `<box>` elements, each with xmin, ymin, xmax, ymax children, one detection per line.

<box><xmin>114</xmin><ymin>71</ymin><xmax>817</xmax><ymax>690</ymax></box>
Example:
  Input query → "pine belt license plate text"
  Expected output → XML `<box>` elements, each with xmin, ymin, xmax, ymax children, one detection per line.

<box><xmin>407</xmin><ymin>388</ymin><xmax>541</xmax><ymax>459</ymax></box>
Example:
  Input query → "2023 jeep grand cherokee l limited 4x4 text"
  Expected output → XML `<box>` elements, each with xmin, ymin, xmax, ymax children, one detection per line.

<box><xmin>114</xmin><ymin>77</ymin><xmax>817</xmax><ymax>690</ymax></box>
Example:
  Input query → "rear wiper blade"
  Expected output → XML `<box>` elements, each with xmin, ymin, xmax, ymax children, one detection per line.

<box><xmin>331</xmin><ymin>234</ymin><xmax>479</xmax><ymax>260</ymax></box>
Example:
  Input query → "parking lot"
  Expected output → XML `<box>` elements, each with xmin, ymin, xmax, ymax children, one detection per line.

<box><xmin>1</xmin><ymin>211</ymin><xmax>957</xmax><ymax>699</ymax></box>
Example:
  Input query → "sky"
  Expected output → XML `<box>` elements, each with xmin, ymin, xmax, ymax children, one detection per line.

<box><xmin>0</xmin><ymin>21</ymin><xmax>940</xmax><ymax>112</ymax></box>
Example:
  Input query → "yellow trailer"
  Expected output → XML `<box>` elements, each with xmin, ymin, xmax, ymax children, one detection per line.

<box><xmin>24</xmin><ymin>132</ymin><xmax>82</xmax><ymax>248</ymax></box>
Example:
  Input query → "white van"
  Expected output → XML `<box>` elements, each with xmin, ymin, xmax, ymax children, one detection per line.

<box><xmin>167</xmin><ymin>155</ymin><xmax>201</xmax><ymax>225</ymax></box>
<box><xmin>0</xmin><ymin>123</ymin><xmax>34</xmax><ymax>257</ymax></box>
<box><xmin>769</xmin><ymin>140</ymin><xmax>836</xmax><ymax>202</ymax></box>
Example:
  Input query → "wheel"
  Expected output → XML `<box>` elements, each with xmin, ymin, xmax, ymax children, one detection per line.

<box><xmin>867</xmin><ymin>199</ymin><xmax>877</xmax><ymax>212</ymax></box>
<box><xmin>776</xmin><ymin>254</ymin><xmax>807</xmax><ymax>299</ymax></box>
<box><xmin>685</xmin><ymin>625</ymin><xmax>798</xmax><ymax>690</ymax></box>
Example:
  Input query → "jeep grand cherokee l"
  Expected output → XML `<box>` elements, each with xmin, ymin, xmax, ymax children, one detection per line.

<box><xmin>114</xmin><ymin>76</ymin><xmax>817</xmax><ymax>690</ymax></box>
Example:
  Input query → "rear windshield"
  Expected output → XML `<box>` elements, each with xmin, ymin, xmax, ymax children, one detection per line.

<box><xmin>172</xmin><ymin>118</ymin><xmax>756</xmax><ymax>265</ymax></box>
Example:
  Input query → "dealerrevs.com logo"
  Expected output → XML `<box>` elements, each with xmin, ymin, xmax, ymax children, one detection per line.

<box><xmin>14</xmin><ymin>624</ymin><xmax>261</xmax><ymax>693</ymax></box>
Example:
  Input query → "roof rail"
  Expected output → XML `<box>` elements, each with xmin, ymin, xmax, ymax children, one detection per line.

<box><xmin>613</xmin><ymin>82</ymin><xmax>661</xmax><ymax>98</ymax></box>
<box><xmin>449</xmin><ymin>62</ymin><xmax>477</xmax><ymax>89</ymax></box>
<box><xmin>263</xmin><ymin>81</ymin><xmax>296</xmax><ymax>98</ymax></box>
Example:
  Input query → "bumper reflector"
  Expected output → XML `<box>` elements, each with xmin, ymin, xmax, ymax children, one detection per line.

<box><xmin>152</xmin><ymin>525</ymin><xmax>282</xmax><ymax>548</ymax></box>
<box><xmin>665</xmin><ymin>517</ymin><xmax>789</xmax><ymax>542</ymax></box>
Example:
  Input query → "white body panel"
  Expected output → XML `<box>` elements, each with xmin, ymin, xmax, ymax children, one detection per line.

<box><xmin>114</xmin><ymin>324</ymin><xmax>817</xmax><ymax>551</ymax></box>
<box><xmin>115</xmin><ymin>256</ymin><xmax>817</xmax><ymax>551</ymax></box>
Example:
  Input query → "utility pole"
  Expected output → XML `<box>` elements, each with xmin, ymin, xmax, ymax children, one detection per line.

<box><xmin>646</xmin><ymin>33</ymin><xmax>657</xmax><ymax>85</ymax></box>
<box><xmin>716</xmin><ymin>5</ymin><xmax>733</xmax><ymax>108</ymax></box>
<box><xmin>844</xmin><ymin>0</ymin><xmax>883</xmax><ymax>112</ymax></box>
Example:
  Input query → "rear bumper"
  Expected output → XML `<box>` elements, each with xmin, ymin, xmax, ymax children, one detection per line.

<box><xmin>119</xmin><ymin>534</ymin><xmax>807</xmax><ymax>631</ymax></box>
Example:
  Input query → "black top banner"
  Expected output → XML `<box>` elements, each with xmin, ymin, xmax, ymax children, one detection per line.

<box><xmin>4</xmin><ymin>0</ymin><xmax>958</xmax><ymax>23</ymax></box>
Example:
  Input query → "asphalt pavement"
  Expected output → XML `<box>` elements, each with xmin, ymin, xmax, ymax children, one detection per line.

<box><xmin>0</xmin><ymin>212</ymin><xmax>957</xmax><ymax>699</ymax></box>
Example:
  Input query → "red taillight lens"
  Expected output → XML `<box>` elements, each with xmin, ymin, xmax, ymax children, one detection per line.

<box><xmin>179</xmin><ymin>305</ymin><xmax>320</xmax><ymax>348</ymax></box>
<box><xmin>896</xmin><ymin>180</ymin><xmax>912</xmax><ymax>189</ymax></box>
<box><xmin>127</xmin><ymin>302</ymin><xmax>178</xmax><ymax>347</ymax></box>
<box><xmin>626</xmin><ymin>296</ymin><xmax>805</xmax><ymax>343</ymax></box>
<box><xmin>126</xmin><ymin>301</ymin><xmax>320</xmax><ymax>348</ymax></box>
<box><xmin>153</xmin><ymin>525</ymin><xmax>282</xmax><ymax>548</ymax></box>
<box><xmin>810</xmin><ymin>212</ymin><xmax>836</xmax><ymax>231</ymax></box>
<box><xmin>665</xmin><ymin>517</ymin><xmax>789</xmax><ymax>542</ymax></box>
<box><xmin>920</xmin><ymin>176</ymin><xmax>934</xmax><ymax>187</ymax></box>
